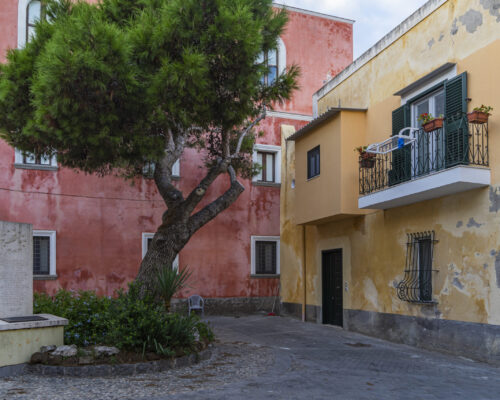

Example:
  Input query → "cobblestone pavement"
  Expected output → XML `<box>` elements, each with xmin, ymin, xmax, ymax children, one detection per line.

<box><xmin>2</xmin><ymin>315</ymin><xmax>500</xmax><ymax>399</ymax></box>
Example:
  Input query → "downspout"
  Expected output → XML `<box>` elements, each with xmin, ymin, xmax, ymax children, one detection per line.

<box><xmin>302</xmin><ymin>224</ymin><xmax>306</xmax><ymax>322</ymax></box>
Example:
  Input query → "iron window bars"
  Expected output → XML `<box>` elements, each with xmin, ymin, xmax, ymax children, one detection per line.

<box><xmin>255</xmin><ymin>241</ymin><xmax>277</xmax><ymax>274</ymax></box>
<box><xmin>359</xmin><ymin>114</ymin><xmax>488</xmax><ymax>195</ymax></box>
<box><xmin>307</xmin><ymin>146</ymin><xmax>320</xmax><ymax>179</ymax></box>
<box><xmin>397</xmin><ymin>231</ymin><xmax>438</xmax><ymax>303</ymax></box>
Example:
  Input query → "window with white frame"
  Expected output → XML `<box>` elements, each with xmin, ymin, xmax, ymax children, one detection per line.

<box><xmin>252</xmin><ymin>144</ymin><xmax>281</xmax><ymax>184</ymax></box>
<box><xmin>17</xmin><ymin>1</ymin><xmax>56</xmax><ymax>169</ymax></box>
<box><xmin>251</xmin><ymin>236</ymin><xmax>280</xmax><ymax>276</ymax></box>
<box><xmin>142</xmin><ymin>233</ymin><xmax>179</xmax><ymax>270</ymax></box>
<box><xmin>142</xmin><ymin>159</ymin><xmax>180</xmax><ymax>179</ymax></box>
<box><xmin>257</xmin><ymin>38</ymin><xmax>286</xmax><ymax>86</ymax></box>
<box><xmin>33</xmin><ymin>230</ymin><xmax>56</xmax><ymax>277</ymax></box>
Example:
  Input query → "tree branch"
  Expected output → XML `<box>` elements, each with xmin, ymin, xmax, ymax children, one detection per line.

<box><xmin>187</xmin><ymin>165</ymin><xmax>244</xmax><ymax>235</ymax></box>
<box><xmin>232</xmin><ymin>106</ymin><xmax>266</xmax><ymax>156</ymax></box>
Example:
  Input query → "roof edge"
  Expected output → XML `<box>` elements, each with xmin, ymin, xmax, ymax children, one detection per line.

<box><xmin>313</xmin><ymin>0</ymin><xmax>448</xmax><ymax>103</ymax></box>
<box><xmin>272</xmin><ymin>3</ymin><xmax>355</xmax><ymax>24</ymax></box>
<box><xmin>287</xmin><ymin>107</ymin><xmax>366</xmax><ymax>141</ymax></box>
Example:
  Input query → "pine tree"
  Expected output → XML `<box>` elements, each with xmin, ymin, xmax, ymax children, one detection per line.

<box><xmin>0</xmin><ymin>0</ymin><xmax>298</xmax><ymax>293</ymax></box>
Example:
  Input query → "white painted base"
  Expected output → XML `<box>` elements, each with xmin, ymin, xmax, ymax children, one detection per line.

<box><xmin>358</xmin><ymin>166</ymin><xmax>490</xmax><ymax>209</ymax></box>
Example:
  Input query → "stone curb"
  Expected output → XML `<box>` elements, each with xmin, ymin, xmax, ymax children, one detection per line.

<box><xmin>25</xmin><ymin>349</ymin><xmax>212</xmax><ymax>377</ymax></box>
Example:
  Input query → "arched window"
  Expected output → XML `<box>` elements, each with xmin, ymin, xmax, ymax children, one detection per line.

<box><xmin>18</xmin><ymin>0</ymin><xmax>44</xmax><ymax>48</ymax></box>
<box><xmin>26</xmin><ymin>0</ymin><xmax>42</xmax><ymax>43</ymax></box>
<box><xmin>258</xmin><ymin>38</ymin><xmax>287</xmax><ymax>86</ymax></box>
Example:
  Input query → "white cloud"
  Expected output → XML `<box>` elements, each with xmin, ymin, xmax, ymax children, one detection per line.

<box><xmin>277</xmin><ymin>0</ymin><xmax>429</xmax><ymax>58</ymax></box>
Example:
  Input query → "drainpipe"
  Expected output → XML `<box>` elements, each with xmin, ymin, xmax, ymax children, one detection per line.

<box><xmin>302</xmin><ymin>225</ymin><xmax>306</xmax><ymax>322</ymax></box>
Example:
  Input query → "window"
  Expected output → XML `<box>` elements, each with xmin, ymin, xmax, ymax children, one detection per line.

<box><xmin>307</xmin><ymin>146</ymin><xmax>320</xmax><ymax>179</ymax></box>
<box><xmin>142</xmin><ymin>159</ymin><xmax>180</xmax><ymax>179</ymax></box>
<box><xmin>257</xmin><ymin>38</ymin><xmax>286</xmax><ymax>86</ymax></box>
<box><xmin>397</xmin><ymin>231</ymin><xmax>437</xmax><ymax>303</ymax></box>
<box><xmin>258</xmin><ymin>49</ymin><xmax>278</xmax><ymax>86</ymax></box>
<box><xmin>252</xmin><ymin>144</ymin><xmax>281</xmax><ymax>184</ymax></box>
<box><xmin>18</xmin><ymin>0</ymin><xmax>44</xmax><ymax>48</ymax></box>
<box><xmin>142</xmin><ymin>233</ymin><xmax>179</xmax><ymax>270</ymax></box>
<box><xmin>14</xmin><ymin>149</ymin><xmax>57</xmax><ymax>169</ymax></box>
<box><xmin>251</xmin><ymin>236</ymin><xmax>280</xmax><ymax>276</ymax></box>
<box><xmin>33</xmin><ymin>230</ymin><xmax>56</xmax><ymax>278</ymax></box>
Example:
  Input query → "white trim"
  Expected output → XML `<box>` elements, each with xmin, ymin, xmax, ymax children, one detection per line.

<box><xmin>266</xmin><ymin>110</ymin><xmax>313</xmax><ymax>122</ymax></box>
<box><xmin>18</xmin><ymin>0</ymin><xmax>31</xmax><ymax>48</ymax></box>
<box><xmin>172</xmin><ymin>159</ymin><xmax>180</xmax><ymax>177</ymax></box>
<box><xmin>358</xmin><ymin>166</ymin><xmax>490</xmax><ymax>210</ymax></box>
<box><xmin>33</xmin><ymin>230</ymin><xmax>56</xmax><ymax>276</ymax></box>
<box><xmin>402</xmin><ymin>65</ymin><xmax>456</xmax><ymax>105</ymax></box>
<box><xmin>142</xmin><ymin>233</ymin><xmax>179</xmax><ymax>270</ymax></box>
<box><xmin>277</xmin><ymin>37</ymin><xmax>286</xmax><ymax>76</ymax></box>
<box><xmin>250</xmin><ymin>235</ymin><xmax>280</xmax><ymax>275</ymax></box>
<box><xmin>252</xmin><ymin>144</ymin><xmax>281</xmax><ymax>184</ymax></box>
<box><xmin>272</xmin><ymin>3</ymin><xmax>354</xmax><ymax>24</ymax></box>
<box><xmin>313</xmin><ymin>0</ymin><xmax>448</xmax><ymax>102</ymax></box>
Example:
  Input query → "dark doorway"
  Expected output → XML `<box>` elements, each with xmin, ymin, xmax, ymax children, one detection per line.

<box><xmin>322</xmin><ymin>249</ymin><xmax>343</xmax><ymax>326</ymax></box>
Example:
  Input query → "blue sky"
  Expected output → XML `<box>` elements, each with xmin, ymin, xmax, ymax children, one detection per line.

<box><xmin>278</xmin><ymin>0</ymin><xmax>429</xmax><ymax>59</ymax></box>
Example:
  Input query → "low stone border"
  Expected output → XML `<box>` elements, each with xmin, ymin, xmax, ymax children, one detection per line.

<box><xmin>25</xmin><ymin>348</ymin><xmax>212</xmax><ymax>377</ymax></box>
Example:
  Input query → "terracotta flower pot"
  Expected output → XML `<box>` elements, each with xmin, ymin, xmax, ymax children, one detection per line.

<box><xmin>422</xmin><ymin>117</ymin><xmax>444</xmax><ymax>133</ymax></box>
<box><xmin>467</xmin><ymin>111</ymin><xmax>489</xmax><ymax>124</ymax></box>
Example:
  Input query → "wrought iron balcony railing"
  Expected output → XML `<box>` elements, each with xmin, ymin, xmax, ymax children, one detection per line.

<box><xmin>359</xmin><ymin>114</ymin><xmax>489</xmax><ymax>196</ymax></box>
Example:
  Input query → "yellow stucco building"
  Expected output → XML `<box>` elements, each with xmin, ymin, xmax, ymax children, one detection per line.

<box><xmin>280</xmin><ymin>0</ymin><xmax>500</xmax><ymax>362</ymax></box>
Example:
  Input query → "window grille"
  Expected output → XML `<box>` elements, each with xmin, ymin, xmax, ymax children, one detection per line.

<box><xmin>397</xmin><ymin>231</ymin><xmax>438</xmax><ymax>303</ymax></box>
<box><xmin>255</xmin><ymin>241</ymin><xmax>277</xmax><ymax>274</ymax></box>
<box><xmin>33</xmin><ymin>235</ymin><xmax>50</xmax><ymax>275</ymax></box>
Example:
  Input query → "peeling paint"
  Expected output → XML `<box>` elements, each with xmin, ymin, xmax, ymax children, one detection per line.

<box><xmin>451</xmin><ymin>18</ymin><xmax>459</xmax><ymax>35</ymax></box>
<box><xmin>456</xmin><ymin>220</ymin><xmax>463</xmax><ymax>228</ymax></box>
<box><xmin>489</xmin><ymin>187</ymin><xmax>500</xmax><ymax>212</ymax></box>
<box><xmin>484</xmin><ymin>263</ymin><xmax>488</xmax><ymax>269</ymax></box>
<box><xmin>480</xmin><ymin>0</ymin><xmax>500</xmax><ymax>22</ymax></box>
<box><xmin>428</xmin><ymin>38</ymin><xmax>435</xmax><ymax>49</ymax></box>
<box><xmin>438</xmin><ymin>32</ymin><xmax>445</xmax><ymax>41</ymax></box>
<box><xmin>453</xmin><ymin>277</ymin><xmax>464</xmax><ymax>290</ymax></box>
<box><xmin>459</xmin><ymin>9</ymin><xmax>483</xmax><ymax>33</ymax></box>
<box><xmin>495</xmin><ymin>253</ymin><xmax>500</xmax><ymax>289</ymax></box>
<box><xmin>467</xmin><ymin>217</ymin><xmax>483</xmax><ymax>228</ymax></box>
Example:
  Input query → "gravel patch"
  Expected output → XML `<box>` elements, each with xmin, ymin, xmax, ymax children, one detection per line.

<box><xmin>0</xmin><ymin>340</ymin><xmax>274</xmax><ymax>400</ymax></box>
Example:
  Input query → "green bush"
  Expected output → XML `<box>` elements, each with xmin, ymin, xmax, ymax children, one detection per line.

<box><xmin>33</xmin><ymin>283</ymin><xmax>214</xmax><ymax>354</ymax></box>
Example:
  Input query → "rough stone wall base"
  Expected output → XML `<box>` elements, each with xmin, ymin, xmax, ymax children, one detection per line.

<box><xmin>281</xmin><ymin>302</ymin><xmax>321</xmax><ymax>323</ymax></box>
<box><xmin>171</xmin><ymin>296</ymin><xmax>279</xmax><ymax>316</ymax></box>
<box><xmin>344</xmin><ymin>309</ymin><xmax>500</xmax><ymax>365</ymax></box>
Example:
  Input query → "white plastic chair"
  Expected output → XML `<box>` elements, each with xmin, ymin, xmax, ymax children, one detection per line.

<box><xmin>188</xmin><ymin>295</ymin><xmax>205</xmax><ymax>318</ymax></box>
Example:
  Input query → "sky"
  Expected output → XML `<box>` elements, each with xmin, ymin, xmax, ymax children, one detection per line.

<box><xmin>277</xmin><ymin>0</ymin><xmax>429</xmax><ymax>59</ymax></box>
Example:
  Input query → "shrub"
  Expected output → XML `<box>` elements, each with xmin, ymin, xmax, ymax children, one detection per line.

<box><xmin>34</xmin><ymin>283</ymin><xmax>214</xmax><ymax>354</ymax></box>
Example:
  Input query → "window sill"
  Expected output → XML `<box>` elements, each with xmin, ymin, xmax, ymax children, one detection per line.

<box><xmin>34</xmin><ymin>274</ymin><xmax>58</xmax><ymax>280</ymax></box>
<box><xmin>252</xmin><ymin>181</ymin><xmax>281</xmax><ymax>188</ymax></box>
<box><xmin>14</xmin><ymin>163</ymin><xmax>58</xmax><ymax>171</ymax></box>
<box><xmin>307</xmin><ymin>175</ymin><xmax>320</xmax><ymax>182</ymax></box>
<box><xmin>250</xmin><ymin>274</ymin><xmax>280</xmax><ymax>279</ymax></box>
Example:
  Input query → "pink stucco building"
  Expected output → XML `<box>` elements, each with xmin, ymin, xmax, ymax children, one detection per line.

<box><xmin>0</xmin><ymin>1</ymin><xmax>353</xmax><ymax>312</ymax></box>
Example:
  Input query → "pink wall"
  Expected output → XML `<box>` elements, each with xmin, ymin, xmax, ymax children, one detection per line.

<box><xmin>0</xmin><ymin>1</ymin><xmax>352</xmax><ymax>298</ymax></box>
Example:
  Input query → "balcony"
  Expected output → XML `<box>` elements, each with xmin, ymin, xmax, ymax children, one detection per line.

<box><xmin>358</xmin><ymin>114</ymin><xmax>490</xmax><ymax>209</ymax></box>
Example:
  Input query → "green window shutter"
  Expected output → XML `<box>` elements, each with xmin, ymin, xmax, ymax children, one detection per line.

<box><xmin>444</xmin><ymin>72</ymin><xmax>468</xmax><ymax>167</ymax></box>
<box><xmin>389</xmin><ymin>104</ymin><xmax>411</xmax><ymax>186</ymax></box>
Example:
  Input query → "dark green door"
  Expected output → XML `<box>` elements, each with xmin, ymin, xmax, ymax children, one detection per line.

<box><xmin>322</xmin><ymin>249</ymin><xmax>343</xmax><ymax>327</ymax></box>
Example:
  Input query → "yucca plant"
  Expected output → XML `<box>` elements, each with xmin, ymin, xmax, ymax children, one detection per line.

<box><xmin>156</xmin><ymin>266</ymin><xmax>192</xmax><ymax>312</ymax></box>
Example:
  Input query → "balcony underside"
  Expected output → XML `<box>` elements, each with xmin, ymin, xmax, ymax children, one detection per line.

<box><xmin>358</xmin><ymin>166</ymin><xmax>490</xmax><ymax>209</ymax></box>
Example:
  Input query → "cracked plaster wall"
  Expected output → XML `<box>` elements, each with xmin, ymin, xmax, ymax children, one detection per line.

<box><xmin>281</xmin><ymin>0</ymin><xmax>500</xmax><ymax>326</ymax></box>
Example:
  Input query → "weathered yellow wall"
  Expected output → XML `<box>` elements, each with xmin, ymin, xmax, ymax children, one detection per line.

<box><xmin>0</xmin><ymin>326</ymin><xmax>64</xmax><ymax>366</ymax></box>
<box><xmin>293</xmin><ymin>110</ymin><xmax>368</xmax><ymax>225</ymax></box>
<box><xmin>281</xmin><ymin>0</ymin><xmax>500</xmax><ymax>325</ymax></box>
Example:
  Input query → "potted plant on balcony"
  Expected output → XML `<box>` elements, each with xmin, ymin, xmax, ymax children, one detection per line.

<box><xmin>355</xmin><ymin>146</ymin><xmax>376</xmax><ymax>169</ymax></box>
<box><xmin>418</xmin><ymin>113</ymin><xmax>444</xmax><ymax>133</ymax></box>
<box><xmin>468</xmin><ymin>105</ymin><xmax>493</xmax><ymax>124</ymax></box>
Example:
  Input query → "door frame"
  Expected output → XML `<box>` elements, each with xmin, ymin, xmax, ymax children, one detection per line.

<box><xmin>321</xmin><ymin>248</ymin><xmax>343</xmax><ymax>327</ymax></box>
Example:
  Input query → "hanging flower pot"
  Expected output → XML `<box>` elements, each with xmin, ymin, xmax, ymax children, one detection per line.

<box><xmin>422</xmin><ymin>117</ymin><xmax>444</xmax><ymax>133</ymax></box>
<box><xmin>467</xmin><ymin>105</ymin><xmax>493</xmax><ymax>124</ymax></box>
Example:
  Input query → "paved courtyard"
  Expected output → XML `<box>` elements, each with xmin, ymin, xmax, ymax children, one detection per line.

<box><xmin>2</xmin><ymin>315</ymin><xmax>500</xmax><ymax>399</ymax></box>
